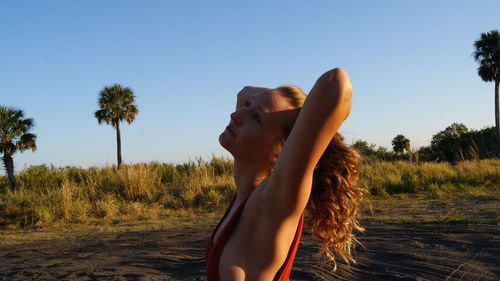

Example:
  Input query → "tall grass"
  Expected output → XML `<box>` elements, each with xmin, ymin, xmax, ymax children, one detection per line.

<box><xmin>0</xmin><ymin>157</ymin><xmax>498</xmax><ymax>229</ymax></box>
<box><xmin>360</xmin><ymin>159</ymin><xmax>499</xmax><ymax>196</ymax></box>
<box><xmin>0</xmin><ymin>157</ymin><xmax>234</xmax><ymax>229</ymax></box>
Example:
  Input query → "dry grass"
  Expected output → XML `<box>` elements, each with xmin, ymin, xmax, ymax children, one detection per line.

<box><xmin>0</xmin><ymin>157</ymin><xmax>234</xmax><ymax>231</ymax></box>
<box><xmin>359</xmin><ymin>159</ymin><xmax>499</xmax><ymax>197</ymax></box>
<box><xmin>0</xmin><ymin>157</ymin><xmax>499</xmax><ymax>231</ymax></box>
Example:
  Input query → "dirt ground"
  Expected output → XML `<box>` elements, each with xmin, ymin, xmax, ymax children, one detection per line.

<box><xmin>0</xmin><ymin>196</ymin><xmax>498</xmax><ymax>281</ymax></box>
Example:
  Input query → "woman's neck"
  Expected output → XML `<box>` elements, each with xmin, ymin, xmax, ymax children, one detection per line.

<box><xmin>232</xmin><ymin>158</ymin><xmax>271</xmax><ymax>203</ymax></box>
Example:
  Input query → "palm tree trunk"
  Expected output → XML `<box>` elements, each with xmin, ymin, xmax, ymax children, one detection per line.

<box><xmin>2</xmin><ymin>154</ymin><xmax>17</xmax><ymax>190</ymax></box>
<box><xmin>116</xmin><ymin>121</ymin><xmax>122</xmax><ymax>168</ymax></box>
<box><xmin>495</xmin><ymin>80</ymin><xmax>500</xmax><ymax>158</ymax></box>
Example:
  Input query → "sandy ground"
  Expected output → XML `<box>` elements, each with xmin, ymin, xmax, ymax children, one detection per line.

<box><xmin>0</xmin><ymin>196</ymin><xmax>498</xmax><ymax>281</ymax></box>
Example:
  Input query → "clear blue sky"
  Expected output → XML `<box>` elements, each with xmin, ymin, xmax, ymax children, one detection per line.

<box><xmin>1</xmin><ymin>0</ymin><xmax>498</xmax><ymax>171</ymax></box>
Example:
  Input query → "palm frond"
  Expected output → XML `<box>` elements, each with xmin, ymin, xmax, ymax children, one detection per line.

<box><xmin>95</xmin><ymin>83</ymin><xmax>139</xmax><ymax>126</ymax></box>
<box><xmin>16</xmin><ymin>133</ymin><xmax>37</xmax><ymax>152</ymax></box>
<box><xmin>0</xmin><ymin>106</ymin><xmax>36</xmax><ymax>155</ymax></box>
<box><xmin>473</xmin><ymin>30</ymin><xmax>500</xmax><ymax>82</ymax></box>
<box><xmin>478</xmin><ymin>64</ymin><xmax>495</xmax><ymax>82</ymax></box>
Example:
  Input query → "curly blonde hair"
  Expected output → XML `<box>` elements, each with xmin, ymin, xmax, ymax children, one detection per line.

<box><xmin>276</xmin><ymin>85</ymin><xmax>364</xmax><ymax>270</ymax></box>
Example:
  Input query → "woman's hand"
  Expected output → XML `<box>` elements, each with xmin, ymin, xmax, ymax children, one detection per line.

<box><xmin>236</xmin><ymin>86</ymin><xmax>269</xmax><ymax>110</ymax></box>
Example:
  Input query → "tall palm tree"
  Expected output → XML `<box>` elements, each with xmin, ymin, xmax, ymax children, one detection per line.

<box><xmin>473</xmin><ymin>30</ymin><xmax>500</xmax><ymax>157</ymax></box>
<box><xmin>95</xmin><ymin>84</ymin><xmax>138</xmax><ymax>168</ymax></box>
<box><xmin>0</xmin><ymin>106</ymin><xmax>37</xmax><ymax>190</ymax></box>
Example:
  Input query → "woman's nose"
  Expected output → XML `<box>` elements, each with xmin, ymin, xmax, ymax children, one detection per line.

<box><xmin>230</xmin><ymin>108</ymin><xmax>246</xmax><ymax>126</ymax></box>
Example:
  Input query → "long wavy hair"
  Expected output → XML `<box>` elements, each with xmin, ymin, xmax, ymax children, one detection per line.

<box><xmin>276</xmin><ymin>85</ymin><xmax>364</xmax><ymax>270</ymax></box>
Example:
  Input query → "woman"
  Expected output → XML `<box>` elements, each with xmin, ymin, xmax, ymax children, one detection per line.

<box><xmin>206</xmin><ymin>68</ymin><xmax>363</xmax><ymax>280</ymax></box>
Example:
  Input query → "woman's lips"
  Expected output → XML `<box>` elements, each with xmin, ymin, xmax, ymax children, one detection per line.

<box><xmin>226</xmin><ymin>126</ymin><xmax>236</xmax><ymax>137</ymax></box>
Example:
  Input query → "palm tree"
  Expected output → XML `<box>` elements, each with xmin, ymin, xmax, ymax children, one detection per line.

<box><xmin>473</xmin><ymin>30</ymin><xmax>500</xmax><ymax>157</ymax></box>
<box><xmin>95</xmin><ymin>84</ymin><xmax>138</xmax><ymax>168</ymax></box>
<box><xmin>0</xmin><ymin>106</ymin><xmax>37</xmax><ymax>190</ymax></box>
<box><xmin>392</xmin><ymin>134</ymin><xmax>410</xmax><ymax>154</ymax></box>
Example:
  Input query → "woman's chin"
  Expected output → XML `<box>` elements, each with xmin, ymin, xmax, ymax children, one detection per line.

<box><xmin>219</xmin><ymin>131</ymin><xmax>239</xmax><ymax>158</ymax></box>
<box><xmin>219</xmin><ymin>133</ymin><xmax>231</xmax><ymax>151</ymax></box>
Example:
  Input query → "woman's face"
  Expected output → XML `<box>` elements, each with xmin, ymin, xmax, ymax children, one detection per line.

<box><xmin>219</xmin><ymin>89</ymin><xmax>298</xmax><ymax>164</ymax></box>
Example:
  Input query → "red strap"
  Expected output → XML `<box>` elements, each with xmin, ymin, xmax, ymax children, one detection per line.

<box><xmin>273</xmin><ymin>213</ymin><xmax>304</xmax><ymax>281</ymax></box>
<box><xmin>206</xmin><ymin>194</ymin><xmax>249</xmax><ymax>281</ymax></box>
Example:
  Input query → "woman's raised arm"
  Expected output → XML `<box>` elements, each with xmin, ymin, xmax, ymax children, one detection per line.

<box><xmin>266</xmin><ymin>68</ymin><xmax>353</xmax><ymax>217</ymax></box>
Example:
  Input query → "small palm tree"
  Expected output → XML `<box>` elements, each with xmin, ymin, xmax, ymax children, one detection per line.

<box><xmin>0</xmin><ymin>106</ymin><xmax>37</xmax><ymax>190</ymax></box>
<box><xmin>392</xmin><ymin>134</ymin><xmax>410</xmax><ymax>154</ymax></box>
<box><xmin>473</xmin><ymin>30</ymin><xmax>500</xmax><ymax>157</ymax></box>
<box><xmin>95</xmin><ymin>83</ymin><xmax>138</xmax><ymax>168</ymax></box>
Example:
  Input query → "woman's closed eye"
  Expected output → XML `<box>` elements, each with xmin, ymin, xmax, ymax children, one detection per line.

<box><xmin>243</xmin><ymin>100</ymin><xmax>261</xmax><ymax>123</ymax></box>
<box><xmin>253</xmin><ymin>112</ymin><xmax>261</xmax><ymax>123</ymax></box>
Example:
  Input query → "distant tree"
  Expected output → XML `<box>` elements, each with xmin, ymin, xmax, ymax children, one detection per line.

<box><xmin>473</xmin><ymin>30</ymin><xmax>500</xmax><ymax>157</ymax></box>
<box><xmin>431</xmin><ymin>123</ymin><xmax>469</xmax><ymax>162</ymax></box>
<box><xmin>375</xmin><ymin>146</ymin><xmax>388</xmax><ymax>154</ymax></box>
<box><xmin>432</xmin><ymin>123</ymin><xmax>469</xmax><ymax>144</ymax></box>
<box><xmin>460</xmin><ymin>126</ymin><xmax>498</xmax><ymax>159</ymax></box>
<box><xmin>392</xmin><ymin>134</ymin><xmax>410</xmax><ymax>154</ymax></box>
<box><xmin>429</xmin><ymin>123</ymin><xmax>498</xmax><ymax>162</ymax></box>
<box><xmin>351</xmin><ymin>140</ymin><xmax>403</xmax><ymax>161</ymax></box>
<box><xmin>416</xmin><ymin>146</ymin><xmax>435</xmax><ymax>162</ymax></box>
<box><xmin>0</xmin><ymin>106</ymin><xmax>37</xmax><ymax>190</ymax></box>
<box><xmin>351</xmin><ymin>140</ymin><xmax>377</xmax><ymax>155</ymax></box>
<box><xmin>95</xmin><ymin>84</ymin><xmax>138</xmax><ymax>168</ymax></box>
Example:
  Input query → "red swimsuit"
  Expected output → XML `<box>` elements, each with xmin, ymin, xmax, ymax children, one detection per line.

<box><xmin>205</xmin><ymin>194</ymin><xmax>304</xmax><ymax>281</ymax></box>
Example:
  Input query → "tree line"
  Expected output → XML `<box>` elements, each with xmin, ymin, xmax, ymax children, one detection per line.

<box><xmin>1</xmin><ymin>29</ymin><xmax>499</xmax><ymax>190</ymax></box>
<box><xmin>353</xmin><ymin>123</ymin><xmax>497</xmax><ymax>163</ymax></box>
